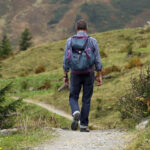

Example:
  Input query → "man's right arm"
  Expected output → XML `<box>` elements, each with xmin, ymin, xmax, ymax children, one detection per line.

<box><xmin>63</xmin><ymin>38</ymin><xmax>70</xmax><ymax>73</ymax></box>
<box><xmin>63</xmin><ymin>38</ymin><xmax>71</xmax><ymax>85</ymax></box>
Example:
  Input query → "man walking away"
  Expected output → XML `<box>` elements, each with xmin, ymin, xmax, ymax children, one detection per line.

<box><xmin>63</xmin><ymin>20</ymin><xmax>102</xmax><ymax>132</ymax></box>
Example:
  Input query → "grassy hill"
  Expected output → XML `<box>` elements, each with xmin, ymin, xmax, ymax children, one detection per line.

<box><xmin>0</xmin><ymin>26</ymin><xmax>150</xmax><ymax>149</ymax></box>
<box><xmin>0</xmin><ymin>26</ymin><xmax>150</xmax><ymax>127</ymax></box>
<box><xmin>0</xmin><ymin>0</ymin><xmax>150</xmax><ymax>46</ymax></box>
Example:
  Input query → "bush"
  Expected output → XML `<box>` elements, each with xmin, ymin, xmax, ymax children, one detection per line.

<box><xmin>125</xmin><ymin>57</ymin><xmax>143</xmax><ymax>69</ymax></box>
<box><xmin>59</xmin><ymin>48</ymin><xmax>64</xmax><ymax>51</ymax></box>
<box><xmin>0</xmin><ymin>83</ymin><xmax>22</xmax><ymax>129</ymax></box>
<box><xmin>101</xmin><ymin>50</ymin><xmax>108</xmax><ymax>58</ymax></box>
<box><xmin>139</xmin><ymin>42</ymin><xmax>147</xmax><ymax>48</ymax></box>
<box><xmin>94</xmin><ymin>98</ymin><xmax>102</xmax><ymax>118</ymax></box>
<box><xmin>121</xmin><ymin>43</ymin><xmax>133</xmax><ymax>55</ymax></box>
<box><xmin>19</xmin><ymin>70</ymin><xmax>29</xmax><ymax>77</ymax></box>
<box><xmin>34</xmin><ymin>65</ymin><xmax>46</xmax><ymax>74</ymax></box>
<box><xmin>37</xmin><ymin>80</ymin><xmax>51</xmax><ymax>90</ymax></box>
<box><xmin>139</xmin><ymin>25</ymin><xmax>150</xmax><ymax>34</ymax></box>
<box><xmin>0</xmin><ymin>63</ymin><xmax>2</xmax><ymax>78</ymax></box>
<box><xmin>118</xmin><ymin>67</ymin><xmax>150</xmax><ymax>121</ymax></box>
<box><xmin>102</xmin><ymin>65</ymin><xmax>121</xmax><ymax>75</ymax></box>
<box><xmin>21</xmin><ymin>80</ymin><xmax>29</xmax><ymax>90</ymax></box>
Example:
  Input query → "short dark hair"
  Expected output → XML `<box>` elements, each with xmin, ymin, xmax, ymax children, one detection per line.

<box><xmin>76</xmin><ymin>20</ymin><xmax>88</xmax><ymax>31</ymax></box>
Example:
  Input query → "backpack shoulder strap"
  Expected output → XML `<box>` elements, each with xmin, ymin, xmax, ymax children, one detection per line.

<box><xmin>70</xmin><ymin>36</ymin><xmax>90</xmax><ymax>49</ymax></box>
<box><xmin>83</xmin><ymin>36</ymin><xmax>90</xmax><ymax>50</ymax></box>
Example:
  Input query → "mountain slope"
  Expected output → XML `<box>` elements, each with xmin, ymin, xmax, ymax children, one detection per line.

<box><xmin>0</xmin><ymin>0</ymin><xmax>150</xmax><ymax>47</ymax></box>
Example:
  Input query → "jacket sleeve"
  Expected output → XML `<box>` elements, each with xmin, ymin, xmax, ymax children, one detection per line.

<box><xmin>93</xmin><ymin>39</ymin><xmax>102</xmax><ymax>71</ymax></box>
<box><xmin>63</xmin><ymin>38</ymin><xmax>71</xmax><ymax>72</ymax></box>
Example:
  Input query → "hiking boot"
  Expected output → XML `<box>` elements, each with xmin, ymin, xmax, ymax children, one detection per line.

<box><xmin>80</xmin><ymin>128</ymin><xmax>90</xmax><ymax>132</ymax></box>
<box><xmin>71</xmin><ymin>112</ymin><xmax>80</xmax><ymax>131</ymax></box>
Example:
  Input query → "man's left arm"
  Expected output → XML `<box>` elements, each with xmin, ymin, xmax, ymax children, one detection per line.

<box><xmin>63</xmin><ymin>39</ymin><xmax>70</xmax><ymax>86</ymax></box>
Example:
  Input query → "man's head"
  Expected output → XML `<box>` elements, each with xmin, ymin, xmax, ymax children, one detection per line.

<box><xmin>75</xmin><ymin>20</ymin><xmax>88</xmax><ymax>32</ymax></box>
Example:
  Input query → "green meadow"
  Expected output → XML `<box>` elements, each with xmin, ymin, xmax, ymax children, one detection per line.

<box><xmin>0</xmin><ymin>26</ymin><xmax>150</xmax><ymax>149</ymax></box>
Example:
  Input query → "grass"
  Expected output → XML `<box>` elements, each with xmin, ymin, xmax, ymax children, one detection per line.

<box><xmin>0</xmin><ymin>101</ymin><xmax>71</xmax><ymax>150</ymax></box>
<box><xmin>0</xmin><ymin>27</ymin><xmax>150</xmax><ymax>148</ymax></box>
<box><xmin>126</xmin><ymin>125</ymin><xmax>150</xmax><ymax>150</ymax></box>
<box><xmin>0</xmin><ymin>27</ymin><xmax>150</xmax><ymax>129</ymax></box>
<box><xmin>0</xmin><ymin>129</ymin><xmax>54</xmax><ymax>150</ymax></box>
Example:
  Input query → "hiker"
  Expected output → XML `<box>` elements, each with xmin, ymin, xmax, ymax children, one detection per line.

<box><xmin>63</xmin><ymin>20</ymin><xmax>102</xmax><ymax>132</ymax></box>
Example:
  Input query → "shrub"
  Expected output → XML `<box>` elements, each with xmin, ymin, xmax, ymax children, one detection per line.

<box><xmin>101</xmin><ymin>50</ymin><xmax>108</xmax><ymax>58</ymax></box>
<box><xmin>125</xmin><ymin>57</ymin><xmax>143</xmax><ymax>69</ymax></box>
<box><xmin>121</xmin><ymin>43</ymin><xmax>133</xmax><ymax>55</ymax></box>
<box><xmin>0</xmin><ymin>63</ymin><xmax>2</xmax><ymax>78</ymax></box>
<box><xmin>34</xmin><ymin>65</ymin><xmax>46</xmax><ymax>74</ymax></box>
<box><xmin>139</xmin><ymin>42</ymin><xmax>147</xmax><ymax>48</ymax></box>
<box><xmin>37</xmin><ymin>80</ymin><xmax>51</xmax><ymax>90</ymax></box>
<box><xmin>102</xmin><ymin>65</ymin><xmax>121</xmax><ymax>75</ymax></box>
<box><xmin>59</xmin><ymin>48</ymin><xmax>64</xmax><ymax>51</ymax></box>
<box><xmin>124</xmin><ymin>36</ymin><xmax>133</xmax><ymax>41</ymax></box>
<box><xmin>139</xmin><ymin>25</ymin><xmax>150</xmax><ymax>34</ymax></box>
<box><xmin>21</xmin><ymin>80</ymin><xmax>29</xmax><ymax>90</ymax></box>
<box><xmin>0</xmin><ymin>83</ymin><xmax>22</xmax><ymax>129</ymax></box>
<box><xmin>118</xmin><ymin>67</ymin><xmax>150</xmax><ymax>121</ymax></box>
<box><xmin>118</xmin><ymin>94</ymin><xmax>148</xmax><ymax>121</ymax></box>
<box><xmin>94</xmin><ymin>98</ymin><xmax>102</xmax><ymax>118</ymax></box>
<box><xmin>19</xmin><ymin>70</ymin><xmax>29</xmax><ymax>77</ymax></box>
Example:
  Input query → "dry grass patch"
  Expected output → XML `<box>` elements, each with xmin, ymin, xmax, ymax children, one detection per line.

<box><xmin>102</xmin><ymin>65</ymin><xmax>121</xmax><ymax>75</ymax></box>
<box><xmin>125</xmin><ymin>57</ymin><xmax>143</xmax><ymax>69</ymax></box>
<box><xmin>34</xmin><ymin>65</ymin><xmax>46</xmax><ymax>74</ymax></box>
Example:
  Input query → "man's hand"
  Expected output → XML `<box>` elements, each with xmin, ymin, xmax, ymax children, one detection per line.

<box><xmin>64</xmin><ymin>72</ymin><xmax>69</xmax><ymax>86</ymax></box>
<box><xmin>96</xmin><ymin>71</ymin><xmax>102</xmax><ymax>86</ymax></box>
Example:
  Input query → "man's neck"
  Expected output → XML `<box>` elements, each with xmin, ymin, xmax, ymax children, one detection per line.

<box><xmin>77</xmin><ymin>30</ymin><xmax>87</xmax><ymax>33</ymax></box>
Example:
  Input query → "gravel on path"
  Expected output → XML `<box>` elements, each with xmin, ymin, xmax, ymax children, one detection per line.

<box><xmin>33</xmin><ymin>129</ymin><xmax>130</xmax><ymax>150</ymax></box>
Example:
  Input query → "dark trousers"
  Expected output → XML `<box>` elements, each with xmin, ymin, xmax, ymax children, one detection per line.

<box><xmin>69</xmin><ymin>72</ymin><xmax>94</xmax><ymax>127</ymax></box>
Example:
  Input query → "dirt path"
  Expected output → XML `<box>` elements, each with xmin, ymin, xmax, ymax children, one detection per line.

<box><xmin>23</xmin><ymin>98</ymin><xmax>72</xmax><ymax>120</ymax></box>
<box><xmin>16</xmin><ymin>97</ymin><xmax>131</xmax><ymax>150</ymax></box>
<box><xmin>33</xmin><ymin>129</ymin><xmax>130</xmax><ymax>150</ymax></box>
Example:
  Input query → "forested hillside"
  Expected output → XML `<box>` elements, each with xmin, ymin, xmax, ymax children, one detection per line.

<box><xmin>0</xmin><ymin>0</ymin><xmax>150</xmax><ymax>46</ymax></box>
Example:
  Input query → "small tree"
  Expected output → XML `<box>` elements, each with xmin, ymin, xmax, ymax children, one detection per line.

<box><xmin>19</xmin><ymin>28</ymin><xmax>32</xmax><ymax>51</ymax></box>
<box><xmin>0</xmin><ymin>34</ymin><xmax>12</xmax><ymax>58</ymax></box>
<box><xmin>0</xmin><ymin>61</ymin><xmax>2</xmax><ymax>78</ymax></box>
<box><xmin>0</xmin><ymin>83</ymin><xmax>22</xmax><ymax>129</ymax></box>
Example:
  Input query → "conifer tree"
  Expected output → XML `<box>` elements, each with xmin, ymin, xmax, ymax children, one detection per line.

<box><xmin>0</xmin><ymin>83</ymin><xmax>22</xmax><ymax>129</ymax></box>
<box><xmin>19</xmin><ymin>28</ymin><xmax>32</xmax><ymax>51</ymax></box>
<box><xmin>0</xmin><ymin>34</ymin><xmax>12</xmax><ymax>58</ymax></box>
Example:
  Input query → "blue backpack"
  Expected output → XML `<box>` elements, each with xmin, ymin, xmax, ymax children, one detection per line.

<box><xmin>66</xmin><ymin>36</ymin><xmax>95</xmax><ymax>71</ymax></box>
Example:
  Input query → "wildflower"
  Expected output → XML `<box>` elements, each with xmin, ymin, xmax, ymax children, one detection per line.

<box><xmin>0</xmin><ymin>147</ymin><xmax>2</xmax><ymax>150</ymax></box>
<box><xmin>139</xmin><ymin>97</ymin><xmax>145</xmax><ymax>101</ymax></box>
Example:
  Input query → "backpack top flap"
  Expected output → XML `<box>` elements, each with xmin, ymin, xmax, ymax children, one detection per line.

<box><xmin>71</xmin><ymin>36</ymin><xmax>89</xmax><ymax>51</ymax></box>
